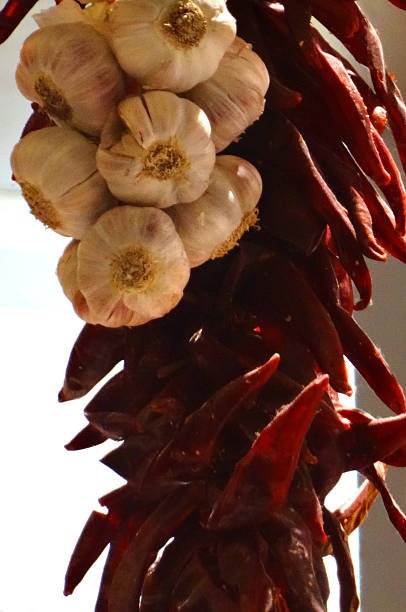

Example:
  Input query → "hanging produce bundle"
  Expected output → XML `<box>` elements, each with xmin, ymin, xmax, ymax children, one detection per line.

<box><xmin>3</xmin><ymin>0</ymin><xmax>406</xmax><ymax>609</ymax></box>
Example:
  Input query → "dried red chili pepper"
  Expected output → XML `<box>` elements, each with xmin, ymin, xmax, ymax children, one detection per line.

<box><xmin>372</xmin><ymin>127</ymin><xmax>406</xmax><ymax>233</ymax></box>
<box><xmin>64</xmin><ymin>510</ymin><xmax>118</xmax><ymax>596</ymax></box>
<box><xmin>139</xmin><ymin>523</ymin><xmax>206</xmax><ymax>612</ymax></box>
<box><xmin>311</xmin><ymin>0</ymin><xmax>384</xmax><ymax>73</ymax></box>
<box><xmin>362</xmin><ymin>465</ymin><xmax>406</xmax><ymax>543</ymax></box>
<box><xmin>328</xmin><ymin>304</ymin><xmax>406</xmax><ymax>414</ymax></box>
<box><xmin>94</xmin><ymin>506</ymin><xmax>155</xmax><ymax>612</ymax></box>
<box><xmin>65</xmin><ymin>423</ymin><xmax>108</xmax><ymax>451</ymax></box>
<box><xmin>323</xmin><ymin>508</ymin><xmax>359</xmax><ymax>612</ymax></box>
<box><xmin>313</xmin><ymin>47</ymin><xmax>391</xmax><ymax>187</ymax></box>
<box><xmin>248</xmin><ymin>252</ymin><xmax>351</xmax><ymax>393</ymax></box>
<box><xmin>332</xmin><ymin>462</ymin><xmax>387</xmax><ymax>541</ymax></box>
<box><xmin>216</xmin><ymin>531</ymin><xmax>275</xmax><ymax>611</ymax></box>
<box><xmin>283</xmin><ymin>0</ymin><xmax>312</xmax><ymax>47</ymax></box>
<box><xmin>310</xmin><ymin>0</ymin><xmax>361</xmax><ymax>40</ymax></box>
<box><xmin>207</xmin><ymin>375</ymin><xmax>329</xmax><ymax>529</ymax></box>
<box><xmin>188</xmin><ymin>328</ymin><xmax>245</xmax><ymax>388</ymax></box>
<box><xmin>288</xmin><ymin>463</ymin><xmax>327</xmax><ymax>545</ymax></box>
<box><xmin>267</xmin><ymin>72</ymin><xmax>303</xmax><ymax>110</ymax></box>
<box><xmin>263</xmin><ymin>508</ymin><xmax>328</xmax><ymax>611</ymax></box>
<box><xmin>170</xmin><ymin>551</ymin><xmax>239</xmax><ymax>612</ymax></box>
<box><xmin>59</xmin><ymin>324</ymin><xmax>127</xmax><ymax>402</ymax></box>
<box><xmin>106</xmin><ymin>484</ymin><xmax>204</xmax><ymax>612</ymax></box>
<box><xmin>339</xmin><ymin>411</ymin><xmax>406</xmax><ymax>470</ymax></box>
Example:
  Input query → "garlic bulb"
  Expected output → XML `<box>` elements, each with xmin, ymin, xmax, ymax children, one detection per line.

<box><xmin>11</xmin><ymin>126</ymin><xmax>116</xmax><ymax>239</ymax></box>
<box><xmin>16</xmin><ymin>22</ymin><xmax>125</xmax><ymax>137</ymax></box>
<box><xmin>167</xmin><ymin>155</ymin><xmax>262</xmax><ymax>267</ymax></box>
<box><xmin>185</xmin><ymin>36</ymin><xmax>270</xmax><ymax>152</ymax></box>
<box><xmin>94</xmin><ymin>0</ymin><xmax>236</xmax><ymax>92</ymax></box>
<box><xmin>97</xmin><ymin>91</ymin><xmax>216</xmax><ymax>207</ymax></box>
<box><xmin>58</xmin><ymin>206</ymin><xmax>191</xmax><ymax>327</ymax></box>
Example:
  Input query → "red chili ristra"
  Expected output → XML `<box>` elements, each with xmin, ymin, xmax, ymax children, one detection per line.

<box><xmin>5</xmin><ymin>0</ymin><xmax>406</xmax><ymax>609</ymax></box>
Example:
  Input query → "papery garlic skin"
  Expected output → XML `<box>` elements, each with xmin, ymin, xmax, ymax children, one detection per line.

<box><xmin>11</xmin><ymin>126</ymin><xmax>116</xmax><ymax>239</ymax></box>
<box><xmin>97</xmin><ymin>91</ymin><xmax>216</xmax><ymax>207</ymax></box>
<box><xmin>167</xmin><ymin>155</ymin><xmax>262</xmax><ymax>267</ymax></box>
<box><xmin>16</xmin><ymin>22</ymin><xmax>125</xmax><ymax>137</ymax></box>
<box><xmin>99</xmin><ymin>0</ymin><xmax>236</xmax><ymax>92</ymax></box>
<box><xmin>34</xmin><ymin>0</ymin><xmax>89</xmax><ymax>28</ymax></box>
<box><xmin>185</xmin><ymin>36</ymin><xmax>270</xmax><ymax>152</ymax></box>
<box><xmin>57</xmin><ymin>240</ymin><xmax>100</xmax><ymax>324</ymax></box>
<box><xmin>34</xmin><ymin>0</ymin><xmax>110</xmax><ymax>37</ymax></box>
<box><xmin>57</xmin><ymin>240</ymin><xmax>80</xmax><ymax>303</ymax></box>
<box><xmin>69</xmin><ymin>206</ymin><xmax>191</xmax><ymax>327</ymax></box>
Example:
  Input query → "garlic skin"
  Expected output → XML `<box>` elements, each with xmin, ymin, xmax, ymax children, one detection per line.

<box><xmin>97</xmin><ymin>91</ymin><xmax>216</xmax><ymax>207</ymax></box>
<box><xmin>34</xmin><ymin>0</ymin><xmax>89</xmax><ymax>28</ymax></box>
<box><xmin>61</xmin><ymin>206</ymin><xmax>190</xmax><ymax>328</ymax></box>
<box><xmin>57</xmin><ymin>240</ymin><xmax>100</xmax><ymax>325</ymax></box>
<box><xmin>98</xmin><ymin>0</ymin><xmax>236</xmax><ymax>92</ymax></box>
<box><xmin>167</xmin><ymin>155</ymin><xmax>262</xmax><ymax>267</ymax></box>
<box><xmin>11</xmin><ymin>126</ymin><xmax>116</xmax><ymax>239</ymax></box>
<box><xmin>185</xmin><ymin>36</ymin><xmax>270</xmax><ymax>152</ymax></box>
<box><xmin>34</xmin><ymin>0</ymin><xmax>110</xmax><ymax>37</ymax></box>
<box><xmin>16</xmin><ymin>22</ymin><xmax>125</xmax><ymax>137</ymax></box>
<box><xmin>57</xmin><ymin>240</ymin><xmax>80</xmax><ymax>303</ymax></box>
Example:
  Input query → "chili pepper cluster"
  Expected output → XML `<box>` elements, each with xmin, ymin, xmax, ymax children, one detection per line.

<box><xmin>3</xmin><ymin>0</ymin><xmax>406</xmax><ymax>610</ymax></box>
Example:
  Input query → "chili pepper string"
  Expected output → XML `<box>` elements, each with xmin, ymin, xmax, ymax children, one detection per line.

<box><xmin>4</xmin><ymin>0</ymin><xmax>406</xmax><ymax>609</ymax></box>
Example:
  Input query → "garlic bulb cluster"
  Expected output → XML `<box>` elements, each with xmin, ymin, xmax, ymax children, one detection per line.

<box><xmin>185</xmin><ymin>36</ymin><xmax>270</xmax><ymax>151</ymax></box>
<box><xmin>16</xmin><ymin>22</ymin><xmax>125</xmax><ymax>137</ymax></box>
<box><xmin>12</xmin><ymin>0</ymin><xmax>268</xmax><ymax>328</ymax></box>
<box><xmin>97</xmin><ymin>91</ymin><xmax>215</xmax><ymax>207</ymax></box>
<box><xmin>11</xmin><ymin>126</ymin><xmax>115</xmax><ymax>238</ymax></box>
<box><xmin>57</xmin><ymin>206</ymin><xmax>190</xmax><ymax>327</ymax></box>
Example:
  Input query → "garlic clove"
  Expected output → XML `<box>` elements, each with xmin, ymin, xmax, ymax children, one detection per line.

<box><xmin>215</xmin><ymin>154</ymin><xmax>263</xmax><ymax>214</ymax></box>
<box><xmin>11</xmin><ymin>126</ymin><xmax>116</xmax><ymax>239</ymax></box>
<box><xmin>167</xmin><ymin>155</ymin><xmax>262</xmax><ymax>267</ymax></box>
<box><xmin>76</xmin><ymin>206</ymin><xmax>190</xmax><ymax>327</ymax></box>
<box><xmin>185</xmin><ymin>36</ymin><xmax>270</xmax><ymax>152</ymax></box>
<box><xmin>97</xmin><ymin>91</ymin><xmax>215</xmax><ymax>207</ymax></box>
<box><xmin>57</xmin><ymin>240</ymin><xmax>102</xmax><ymax>325</ymax></box>
<box><xmin>119</xmin><ymin>92</ymin><xmax>185</xmax><ymax>147</ymax></box>
<box><xmin>100</xmin><ymin>0</ymin><xmax>236</xmax><ymax>92</ymax></box>
<box><xmin>16</xmin><ymin>22</ymin><xmax>125</xmax><ymax>137</ymax></box>
<box><xmin>57</xmin><ymin>239</ymin><xmax>80</xmax><ymax>303</ymax></box>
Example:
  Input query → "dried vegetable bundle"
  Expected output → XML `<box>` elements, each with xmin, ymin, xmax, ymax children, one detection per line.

<box><xmin>3</xmin><ymin>0</ymin><xmax>406</xmax><ymax>609</ymax></box>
